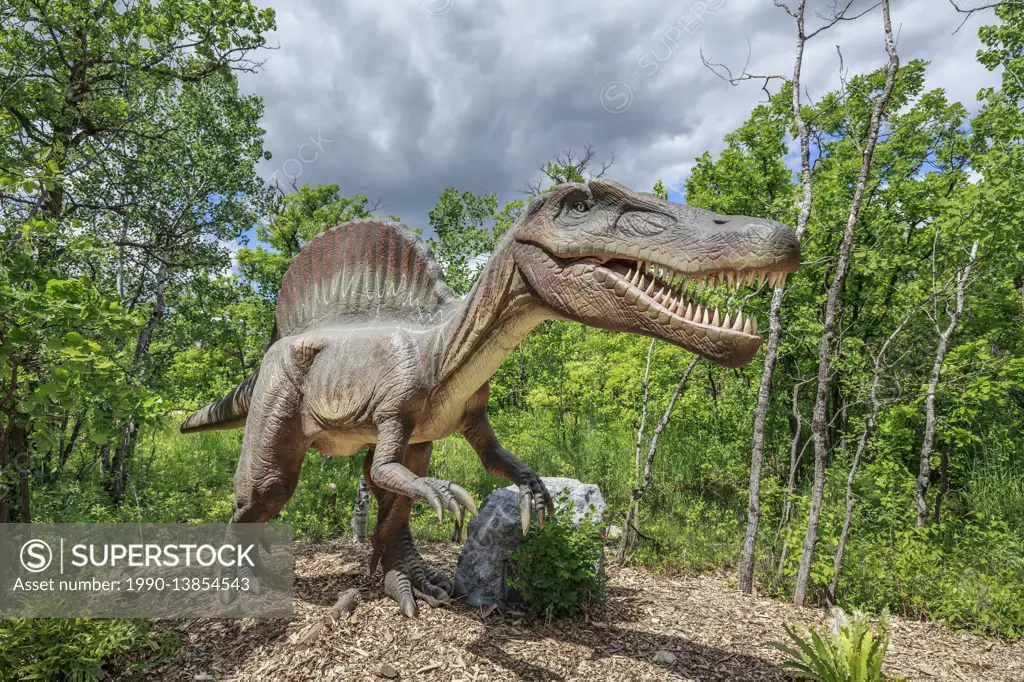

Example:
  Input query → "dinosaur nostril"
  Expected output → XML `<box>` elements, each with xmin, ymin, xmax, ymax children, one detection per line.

<box><xmin>713</xmin><ymin>218</ymin><xmax>729</xmax><ymax>225</ymax></box>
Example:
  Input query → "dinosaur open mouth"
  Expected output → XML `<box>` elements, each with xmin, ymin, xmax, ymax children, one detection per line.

<box><xmin>592</xmin><ymin>257</ymin><xmax>793</xmax><ymax>337</ymax></box>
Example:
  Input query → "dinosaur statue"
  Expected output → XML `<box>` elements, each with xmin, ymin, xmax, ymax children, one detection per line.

<box><xmin>180</xmin><ymin>179</ymin><xmax>799</xmax><ymax>617</ymax></box>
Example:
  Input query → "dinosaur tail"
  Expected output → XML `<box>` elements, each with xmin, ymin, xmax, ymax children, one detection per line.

<box><xmin>179</xmin><ymin>370</ymin><xmax>260</xmax><ymax>434</ymax></box>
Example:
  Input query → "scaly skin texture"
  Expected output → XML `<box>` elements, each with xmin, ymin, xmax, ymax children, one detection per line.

<box><xmin>181</xmin><ymin>179</ymin><xmax>800</xmax><ymax>616</ymax></box>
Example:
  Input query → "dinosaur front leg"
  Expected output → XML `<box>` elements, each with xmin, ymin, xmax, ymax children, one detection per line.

<box><xmin>462</xmin><ymin>411</ymin><xmax>555</xmax><ymax>535</ymax></box>
<box><xmin>368</xmin><ymin>417</ymin><xmax>478</xmax><ymax>524</ymax></box>
<box><xmin>366</xmin><ymin>441</ymin><xmax>466</xmax><ymax>617</ymax></box>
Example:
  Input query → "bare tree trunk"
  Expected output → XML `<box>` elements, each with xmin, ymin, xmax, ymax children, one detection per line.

<box><xmin>635</xmin><ymin>340</ymin><xmax>656</xmax><ymax>486</ymax></box>
<box><xmin>110</xmin><ymin>263</ymin><xmax>168</xmax><ymax>504</ymax></box>
<box><xmin>738</xmin><ymin>0</ymin><xmax>822</xmax><ymax>595</ymax></box>
<box><xmin>772</xmin><ymin>379</ymin><xmax>812</xmax><ymax>581</ymax></box>
<box><xmin>0</xmin><ymin>426</ymin><xmax>8</xmax><ymax>525</ymax></box>
<box><xmin>16</xmin><ymin>426</ymin><xmax>30</xmax><ymax>523</ymax></box>
<box><xmin>795</xmin><ymin>0</ymin><xmax>899</xmax><ymax>607</ymax></box>
<box><xmin>616</xmin><ymin>340</ymin><xmax>655</xmax><ymax>559</ymax></box>
<box><xmin>916</xmin><ymin>240</ymin><xmax>978</xmax><ymax>527</ymax></box>
<box><xmin>827</xmin><ymin>305</ymin><xmax>918</xmax><ymax>604</ymax></box>
<box><xmin>0</xmin><ymin>362</ymin><xmax>17</xmax><ymax>524</ymax></box>
<box><xmin>351</xmin><ymin>475</ymin><xmax>370</xmax><ymax>543</ymax></box>
<box><xmin>617</xmin><ymin>356</ymin><xmax>699</xmax><ymax>565</ymax></box>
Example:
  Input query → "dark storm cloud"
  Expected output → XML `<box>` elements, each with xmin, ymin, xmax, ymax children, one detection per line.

<box><xmin>237</xmin><ymin>0</ymin><xmax>1000</xmax><ymax>234</ymax></box>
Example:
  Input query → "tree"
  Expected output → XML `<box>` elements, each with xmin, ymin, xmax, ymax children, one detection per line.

<box><xmin>0</xmin><ymin>0</ymin><xmax>276</xmax><ymax>509</ymax></box>
<box><xmin>796</xmin><ymin>0</ymin><xmax>899</xmax><ymax>606</ymax></box>
<box><xmin>426</xmin><ymin>188</ymin><xmax>510</xmax><ymax>297</ymax></box>
<box><xmin>686</xmin><ymin>90</ymin><xmax>797</xmax><ymax>595</ymax></box>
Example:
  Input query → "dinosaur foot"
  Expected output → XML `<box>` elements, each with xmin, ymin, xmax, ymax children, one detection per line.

<box><xmin>217</xmin><ymin>524</ymin><xmax>288</xmax><ymax>605</ymax></box>
<box><xmin>372</xmin><ymin>524</ymin><xmax>466</xmax><ymax>618</ymax></box>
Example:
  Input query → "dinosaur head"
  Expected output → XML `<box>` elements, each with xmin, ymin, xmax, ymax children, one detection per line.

<box><xmin>512</xmin><ymin>179</ymin><xmax>800</xmax><ymax>368</ymax></box>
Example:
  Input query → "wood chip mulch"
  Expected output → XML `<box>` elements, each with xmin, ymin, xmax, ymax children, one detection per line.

<box><xmin>127</xmin><ymin>538</ymin><xmax>1023</xmax><ymax>682</ymax></box>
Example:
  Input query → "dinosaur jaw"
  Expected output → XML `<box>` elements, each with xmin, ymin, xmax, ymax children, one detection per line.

<box><xmin>536</xmin><ymin>252</ymin><xmax>797</xmax><ymax>368</ymax></box>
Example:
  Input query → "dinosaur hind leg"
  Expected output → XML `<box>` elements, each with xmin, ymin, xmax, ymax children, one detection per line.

<box><xmin>220</xmin><ymin>364</ymin><xmax>308</xmax><ymax>603</ymax></box>
<box><xmin>365</xmin><ymin>442</ymin><xmax>466</xmax><ymax>617</ymax></box>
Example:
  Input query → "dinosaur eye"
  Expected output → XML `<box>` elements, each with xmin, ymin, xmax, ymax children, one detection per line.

<box><xmin>572</xmin><ymin>201</ymin><xmax>588</xmax><ymax>212</ymax></box>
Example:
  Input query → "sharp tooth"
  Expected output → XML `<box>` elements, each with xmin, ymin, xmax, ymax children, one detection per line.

<box><xmin>645</xmin><ymin>279</ymin><xmax>655</xmax><ymax>296</ymax></box>
<box><xmin>758</xmin><ymin>271</ymin><xmax>767</xmax><ymax>288</ymax></box>
<box><xmin>780</xmin><ymin>273</ymin><xmax>789</xmax><ymax>288</ymax></box>
<box><xmin>701</xmin><ymin>307</ymin><xmax>710</xmax><ymax>325</ymax></box>
<box><xmin>752</xmin><ymin>316</ymin><xmax>758</xmax><ymax>335</ymax></box>
<box><xmin>746</xmin><ymin>272</ymin><xmax>755</xmax><ymax>288</ymax></box>
<box><xmin>726</xmin><ymin>272</ymin><xmax>735</xmax><ymax>290</ymax></box>
<box><xmin>631</xmin><ymin>269</ymin><xmax>642</xmax><ymax>286</ymax></box>
<box><xmin>743</xmin><ymin>316</ymin><xmax>753</xmax><ymax>334</ymax></box>
<box><xmin>625</xmin><ymin>268</ymin><xmax>634</xmax><ymax>282</ymax></box>
<box><xmin>683</xmin><ymin>302</ymin><xmax>693</xmax><ymax>320</ymax></box>
<box><xmin>732</xmin><ymin>311</ymin><xmax>744</xmax><ymax>331</ymax></box>
<box><xmin>768</xmin><ymin>272</ymin><xmax>778</xmax><ymax>287</ymax></box>
<box><xmin>711</xmin><ymin>308</ymin><xmax>720</xmax><ymax>327</ymax></box>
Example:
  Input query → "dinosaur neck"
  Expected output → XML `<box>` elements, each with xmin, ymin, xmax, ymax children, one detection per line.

<box><xmin>436</xmin><ymin>233</ymin><xmax>550</xmax><ymax>396</ymax></box>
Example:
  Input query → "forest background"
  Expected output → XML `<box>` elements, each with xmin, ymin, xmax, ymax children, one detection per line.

<box><xmin>1</xmin><ymin>1</ymin><xmax>1023</xmax><ymax>675</ymax></box>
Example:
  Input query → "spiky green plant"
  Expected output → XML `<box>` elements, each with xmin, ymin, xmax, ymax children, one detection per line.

<box><xmin>770</xmin><ymin>608</ymin><xmax>896</xmax><ymax>682</ymax></box>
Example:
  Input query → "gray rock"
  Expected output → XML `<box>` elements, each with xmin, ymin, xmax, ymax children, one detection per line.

<box><xmin>455</xmin><ymin>477</ymin><xmax>605</xmax><ymax>607</ymax></box>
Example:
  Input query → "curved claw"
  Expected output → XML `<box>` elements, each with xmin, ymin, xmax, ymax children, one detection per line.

<box><xmin>414</xmin><ymin>587</ymin><xmax>451</xmax><ymax>608</ymax></box>
<box><xmin>450</xmin><ymin>579</ymin><xmax>469</xmax><ymax>599</ymax></box>
<box><xmin>385</xmin><ymin>569</ymin><xmax>419</xmax><ymax>618</ymax></box>
<box><xmin>520</xmin><ymin>491</ymin><xmax>532</xmax><ymax>536</ymax></box>
<box><xmin>423</xmin><ymin>488</ymin><xmax>445</xmax><ymax>522</ymax></box>
<box><xmin>448</xmin><ymin>482</ymin><xmax>479</xmax><ymax>519</ymax></box>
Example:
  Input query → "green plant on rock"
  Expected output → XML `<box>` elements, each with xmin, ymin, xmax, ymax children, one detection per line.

<box><xmin>770</xmin><ymin>608</ymin><xmax>901</xmax><ymax>682</ymax></box>
<box><xmin>507</xmin><ymin>498</ymin><xmax>606</xmax><ymax>620</ymax></box>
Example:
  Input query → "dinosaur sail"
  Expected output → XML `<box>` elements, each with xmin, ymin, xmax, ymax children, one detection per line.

<box><xmin>181</xmin><ymin>219</ymin><xmax>455</xmax><ymax>434</ymax></box>
<box><xmin>275</xmin><ymin>218</ymin><xmax>457</xmax><ymax>336</ymax></box>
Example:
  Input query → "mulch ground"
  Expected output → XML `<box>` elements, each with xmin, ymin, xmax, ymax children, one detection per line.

<box><xmin>128</xmin><ymin>538</ymin><xmax>1024</xmax><ymax>682</ymax></box>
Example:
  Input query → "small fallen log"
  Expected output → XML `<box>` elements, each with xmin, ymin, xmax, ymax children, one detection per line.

<box><xmin>293</xmin><ymin>588</ymin><xmax>362</xmax><ymax>651</ymax></box>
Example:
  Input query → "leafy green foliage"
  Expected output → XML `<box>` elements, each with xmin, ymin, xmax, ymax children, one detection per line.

<box><xmin>508</xmin><ymin>497</ymin><xmax>606</xmax><ymax>619</ymax></box>
<box><xmin>770</xmin><ymin>609</ymin><xmax>897</xmax><ymax>682</ymax></box>
<box><xmin>426</xmin><ymin>188</ymin><xmax>523</xmax><ymax>296</ymax></box>
<box><xmin>0</xmin><ymin>618</ymin><xmax>160</xmax><ymax>682</ymax></box>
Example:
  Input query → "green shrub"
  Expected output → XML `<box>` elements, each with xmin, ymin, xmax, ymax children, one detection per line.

<box><xmin>507</xmin><ymin>501</ymin><xmax>606</xmax><ymax>619</ymax></box>
<box><xmin>0</xmin><ymin>618</ymin><xmax>157</xmax><ymax>682</ymax></box>
<box><xmin>770</xmin><ymin>608</ymin><xmax>903</xmax><ymax>682</ymax></box>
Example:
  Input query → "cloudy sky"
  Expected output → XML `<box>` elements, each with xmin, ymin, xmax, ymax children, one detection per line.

<box><xmin>236</xmin><ymin>0</ymin><xmax>1001</xmax><ymax>236</ymax></box>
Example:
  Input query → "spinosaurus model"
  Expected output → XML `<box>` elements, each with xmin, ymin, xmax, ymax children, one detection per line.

<box><xmin>181</xmin><ymin>179</ymin><xmax>800</xmax><ymax>617</ymax></box>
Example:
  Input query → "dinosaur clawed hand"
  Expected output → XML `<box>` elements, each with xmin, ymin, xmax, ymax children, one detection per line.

<box><xmin>414</xmin><ymin>477</ymin><xmax>478</xmax><ymax>538</ymax></box>
<box><xmin>373</xmin><ymin>525</ymin><xmax>467</xmax><ymax>618</ymax></box>
<box><xmin>516</xmin><ymin>469</ymin><xmax>556</xmax><ymax>536</ymax></box>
